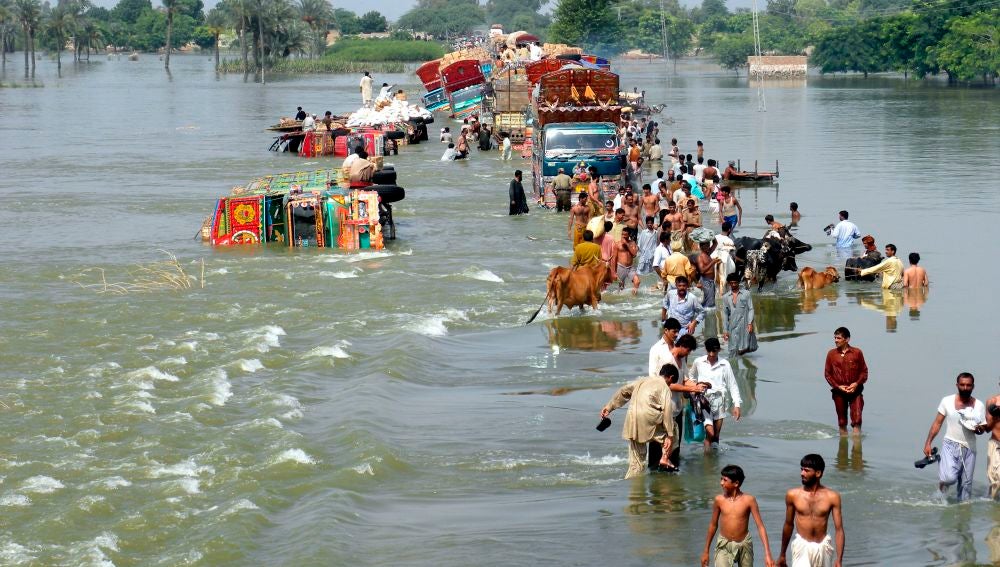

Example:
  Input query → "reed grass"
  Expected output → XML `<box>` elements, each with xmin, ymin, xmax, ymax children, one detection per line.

<box><xmin>324</xmin><ymin>39</ymin><xmax>446</xmax><ymax>62</ymax></box>
<box><xmin>71</xmin><ymin>251</ymin><xmax>205</xmax><ymax>294</ymax></box>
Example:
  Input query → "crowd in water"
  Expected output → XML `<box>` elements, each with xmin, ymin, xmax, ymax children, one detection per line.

<box><xmin>491</xmin><ymin>118</ymin><xmax>979</xmax><ymax>566</ymax></box>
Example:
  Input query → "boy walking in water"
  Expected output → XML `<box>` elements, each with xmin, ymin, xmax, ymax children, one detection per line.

<box><xmin>702</xmin><ymin>465</ymin><xmax>774</xmax><ymax>567</ymax></box>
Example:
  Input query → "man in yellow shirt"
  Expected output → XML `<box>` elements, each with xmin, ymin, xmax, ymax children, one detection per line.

<box><xmin>571</xmin><ymin>230</ymin><xmax>603</xmax><ymax>268</ymax></box>
<box><xmin>859</xmin><ymin>243</ymin><xmax>904</xmax><ymax>289</ymax></box>
<box><xmin>660</xmin><ymin>240</ymin><xmax>697</xmax><ymax>289</ymax></box>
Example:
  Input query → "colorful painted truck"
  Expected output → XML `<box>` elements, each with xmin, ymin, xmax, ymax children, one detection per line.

<box><xmin>204</xmin><ymin>169</ymin><xmax>405</xmax><ymax>249</ymax></box>
<box><xmin>530</xmin><ymin>67</ymin><xmax>624</xmax><ymax>208</ymax></box>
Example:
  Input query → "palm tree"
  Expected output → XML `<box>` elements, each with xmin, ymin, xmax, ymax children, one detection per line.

<box><xmin>80</xmin><ymin>18</ymin><xmax>102</xmax><ymax>60</ymax></box>
<box><xmin>204</xmin><ymin>6</ymin><xmax>227</xmax><ymax>71</ymax></box>
<box><xmin>14</xmin><ymin>0</ymin><xmax>41</xmax><ymax>79</ymax></box>
<box><xmin>163</xmin><ymin>0</ymin><xmax>177</xmax><ymax>70</ymax></box>
<box><xmin>46</xmin><ymin>3</ymin><xmax>70</xmax><ymax>76</ymax></box>
<box><xmin>298</xmin><ymin>0</ymin><xmax>332</xmax><ymax>59</ymax></box>
<box><xmin>219</xmin><ymin>0</ymin><xmax>251</xmax><ymax>80</ymax></box>
<box><xmin>0</xmin><ymin>0</ymin><xmax>13</xmax><ymax>72</ymax></box>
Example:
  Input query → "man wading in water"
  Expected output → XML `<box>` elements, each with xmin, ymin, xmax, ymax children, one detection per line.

<box><xmin>778</xmin><ymin>454</ymin><xmax>844</xmax><ymax>567</ymax></box>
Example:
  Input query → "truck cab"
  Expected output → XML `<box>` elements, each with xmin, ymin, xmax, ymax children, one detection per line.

<box><xmin>531</xmin><ymin>122</ymin><xmax>624</xmax><ymax>208</ymax></box>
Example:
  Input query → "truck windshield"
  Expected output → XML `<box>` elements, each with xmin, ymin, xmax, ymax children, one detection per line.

<box><xmin>545</xmin><ymin>130</ymin><xmax>618</xmax><ymax>153</ymax></box>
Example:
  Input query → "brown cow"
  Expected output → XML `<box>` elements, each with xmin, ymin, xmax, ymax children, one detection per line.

<box><xmin>546</xmin><ymin>263</ymin><xmax>615</xmax><ymax>315</ymax></box>
<box><xmin>798</xmin><ymin>266</ymin><xmax>840</xmax><ymax>290</ymax></box>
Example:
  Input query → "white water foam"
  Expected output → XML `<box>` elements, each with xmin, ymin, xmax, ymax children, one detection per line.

<box><xmin>175</xmin><ymin>478</ymin><xmax>201</xmax><ymax>494</ymax></box>
<box><xmin>352</xmin><ymin>462</ymin><xmax>375</xmax><ymax>475</ymax></box>
<box><xmin>404</xmin><ymin>309</ymin><xmax>469</xmax><ymax>337</ymax></box>
<box><xmin>0</xmin><ymin>541</ymin><xmax>35</xmax><ymax>564</ymax></box>
<box><xmin>178</xmin><ymin>340</ymin><xmax>198</xmax><ymax>351</ymax></box>
<box><xmin>236</xmin><ymin>358</ymin><xmax>264</xmax><ymax>373</ymax></box>
<box><xmin>150</xmin><ymin>459</ymin><xmax>214</xmax><ymax>479</ymax></box>
<box><xmin>570</xmin><ymin>453</ymin><xmax>628</xmax><ymax>466</ymax></box>
<box><xmin>274</xmin><ymin>449</ymin><xmax>316</xmax><ymax>465</ymax></box>
<box><xmin>319</xmin><ymin>270</ymin><xmax>360</xmax><ymax>279</ymax></box>
<box><xmin>129</xmin><ymin>400</ymin><xmax>156</xmax><ymax>414</ymax></box>
<box><xmin>126</xmin><ymin>366</ymin><xmax>180</xmax><ymax>384</ymax></box>
<box><xmin>0</xmin><ymin>493</ymin><xmax>31</xmax><ymax>507</ymax></box>
<box><xmin>462</xmin><ymin>268</ymin><xmax>505</xmax><ymax>283</ymax></box>
<box><xmin>245</xmin><ymin>325</ymin><xmax>286</xmax><ymax>353</ymax></box>
<box><xmin>20</xmin><ymin>476</ymin><xmax>64</xmax><ymax>494</ymax></box>
<box><xmin>304</xmin><ymin>341</ymin><xmax>351</xmax><ymax>360</ymax></box>
<box><xmin>101</xmin><ymin>476</ymin><xmax>132</xmax><ymax>489</ymax></box>
<box><xmin>211</xmin><ymin>267</ymin><xmax>229</xmax><ymax>275</ymax></box>
<box><xmin>207</xmin><ymin>368</ymin><xmax>232</xmax><ymax>406</ymax></box>
<box><xmin>160</xmin><ymin>356</ymin><xmax>187</xmax><ymax>366</ymax></box>
<box><xmin>221</xmin><ymin>498</ymin><xmax>260</xmax><ymax>517</ymax></box>
<box><xmin>93</xmin><ymin>532</ymin><xmax>119</xmax><ymax>552</ymax></box>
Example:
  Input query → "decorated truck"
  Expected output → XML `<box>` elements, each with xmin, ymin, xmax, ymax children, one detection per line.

<box><xmin>529</xmin><ymin>67</ymin><xmax>624</xmax><ymax>208</ymax></box>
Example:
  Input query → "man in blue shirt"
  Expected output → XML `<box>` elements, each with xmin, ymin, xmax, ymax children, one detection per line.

<box><xmin>827</xmin><ymin>210</ymin><xmax>860</xmax><ymax>248</ymax></box>
<box><xmin>662</xmin><ymin>276</ymin><xmax>705</xmax><ymax>336</ymax></box>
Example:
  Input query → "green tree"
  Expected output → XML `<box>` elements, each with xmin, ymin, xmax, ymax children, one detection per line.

<box><xmin>928</xmin><ymin>10</ymin><xmax>999</xmax><ymax>83</ymax></box>
<box><xmin>202</xmin><ymin>5</ymin><xmax>227</xmax><ymax>68</ymax></box>
<box><xmin>397</xmin><ymin>0</ymin><xmax>483</xmax><ymax>37</ymax></box>
<box><xmin>332</xmin><ymin>8</ymin><xmax>359</xmax><ymax>34</ymax></box>
<box><xmin>486</xmin><ymin>0</ymin><xmax>548</xmax><ymax>35</ymax></box>
<box><xmin>14</xmin><ymin>0</ymin><xmax>41</xmax><ymax>78</ymax></box>
<box><xmin>357</xmin><ymin>10</ymin><xmax>386</xmax><ymax>33</ymax></box>
<box><xmin>712</xmin><ymin>32</ymin><xmax>754</xmax><ymax>71</ymax></box>
<box><xmin>44</xmin><ymin>2</ymin><xmax>71</xmax><ymax>75</ymax></box>
<box><xmin>298</xmin><ymin>0</ymin><xmax>332</xmax><ymax>58</ymax></box>
<box><xmin>0</xmin><ymin>0</ymin><xmax>15</xmax><ymax>72</ymax></box>
<box><xmin>112</xmin><ymin>0</ymin><xmax>151</xmax><ymax>25</ymax></box>
<box><xmin>548</xmin><ymin>0</ymin><xmax>619</xmax><ymax>52</ymax></box>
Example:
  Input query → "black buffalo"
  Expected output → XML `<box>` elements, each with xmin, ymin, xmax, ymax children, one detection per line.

<box><xmin>734</xmin><ymin>229</ymin><xmax>813</xmax><ymax>290</ymax></box>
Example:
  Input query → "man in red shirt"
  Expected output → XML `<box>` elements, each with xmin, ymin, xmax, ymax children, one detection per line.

<box><xmin>824</xmin><ymin>327</ymin><xmax>869</xmax><ymax>436</ymax></box>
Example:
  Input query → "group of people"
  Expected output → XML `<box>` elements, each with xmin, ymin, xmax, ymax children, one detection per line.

<box><xmin>295</xmin><ymin>107</ymin><xmax>337</xmax><ymax>132</ymax></box>
<box><xmin>441</xmin><ymin>115</ymin><xmax>500</xmax><ymax>161</ymax></box>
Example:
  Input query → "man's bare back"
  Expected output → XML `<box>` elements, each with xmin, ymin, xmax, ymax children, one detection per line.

<box><xmin>903</xmin><ymin>265</ymin><xmax>928</xmax><ymax>287</ymax></box>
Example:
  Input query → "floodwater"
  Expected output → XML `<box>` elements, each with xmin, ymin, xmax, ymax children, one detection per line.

<box><xmin>1</xmin><ymin>54</ymin><xmax>999</xmax><ymax>566</ymax></box>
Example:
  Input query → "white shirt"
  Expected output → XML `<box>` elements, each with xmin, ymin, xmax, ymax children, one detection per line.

<box><xmin>693</xmin><ymin>163</ymin><xmax>707</xmax><ymax>182</ymax></box>
<box><xmin>529</xmin><ymin>43</ymin><xmax>542</xmax><ymax>61</ymax></box>
<box><xmin>441</xmin><ymin>147</ymin><xmax>457</xmax><ymax>161</ymax></box>
<box><xmin>378</xmin><ymin>85</ymin><xmax>393</xmax><ymax>100</ymax></box>
<box><xmin>690</xmin><ymin>355</ymin><xmax>742</xmax><ymax>408</ymax></box>
<box><xmin>502</xmin><ymin>138</ymin><xmax>511</xmax><ymax>150</ymax></box>
<box><xmin>648</xmin><ymin>339</ymin><xmax>687</xmax><ymax>416</ymax></box>
<box><xmin>938</xmin><ymin>394</ymin><xmax>985</xmax><ymax>449</ymax></box>
<box><xmin>301</xmin><ymin>115</ymin><xmax>315</xmax><ymax>131</ymax></box>
<box><xmin>652</xmin><ymin>243</ymin><xmax>670</xmax><ymax>271</ymax></box>
<box><xmin>360</xmin><ymin>75</ymin><xmax>374</xmax><ymax>97</ymax></box>
<box><xmin>831</xmin><ymin>220</ymin><xmax>860</xmax><ymax>248</ymax></box>
<box><xmin>649</xmin><ymin>145</ymin><xmax>663</xmax><ymax>160</ymax></box>
<box><xmin>672</xmin><ymin>188</ymin><xmax>686</xmax><ymax>207</ymax></box>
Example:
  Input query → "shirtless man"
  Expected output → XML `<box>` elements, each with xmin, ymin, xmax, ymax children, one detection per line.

<box><xmin>778</xmin><ymin>454</ymin><xmax>844</xmax><ymax>567</ymax></box>
<box><xmin>902</xmin><ymin>252</ymin><xmax>929</xmax><ymax>287</ymax></box>
<box><xmin>622</xmin><ymin>192</ymin><xmax>642</xmax><ymax>234</ymax></box>
<box><xmin>696</xmin><ymin>240</ymin><xmax>720</xmax><ymax>308</ymax></box>
<box><xmin>657</xmin><ymin>181</ymin><xmax>672</xmax><ymax>225</ymax></box>
<box><xmin>640</xmin><ymin>183</ymin><xmax>660</xmax><ymax>226</ymax></box>
<box><xmin>684</xmin><ymin>199</ymin><xmax>703</xmax><ymax>251</ymax></box>
<box><xmin>985</xmin><ymin>386</ymin><xmax>1000</xmax><ymax>499</ymax></box>
<box><xmin>616</xmin><ymin>230</ymin><xmax>641</xmax><ymax>294</ymax></box>
<box><xmin>665</xmin><ymin>201</ymin><xmax>686</xmax><ymax>250</ymax></box>
<box><xmin>568</xmin><ymin>193</ymin><xmax>591</xmax><ymax>247</ymax></box>
<box><xmin>703</xmin><ymin>159</ymin><xmax>720</xmax><ymax>184</ymax></box>
<box><xmin>702</xmin><ymin>465</ymin><xmax>775</xmax><ymax>567</ymax></box>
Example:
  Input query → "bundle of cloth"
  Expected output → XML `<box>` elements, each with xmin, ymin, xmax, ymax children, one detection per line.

<box><xmin>346</xmin><ymin>100</ymin><xmax>432</xmax><ymax>128</ymax></box>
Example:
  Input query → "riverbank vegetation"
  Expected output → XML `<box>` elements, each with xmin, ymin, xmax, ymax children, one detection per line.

<box><xmin>325</xmin><ymin>38</ymin><xmax>444</xmax><ymax>62</ymax></box>
<box><xmin>545</xmin><ymin>0</ymin><xmax>998</xmax><ymax>83</ymax></box>
<box><xmin>218</xmin><ymin>58</ymin><xmax>404</xmax><ymax>74</ymax></box>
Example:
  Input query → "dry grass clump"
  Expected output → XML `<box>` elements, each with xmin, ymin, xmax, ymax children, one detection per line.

<box><xmin>71</xmin><ymin>250</ymin><xmax>205</xmax><ymax>294</ymax></box>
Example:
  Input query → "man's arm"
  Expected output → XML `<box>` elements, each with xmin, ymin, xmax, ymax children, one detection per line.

<box><xmin>735</xmin><ymin>198</ymin><xmax>743</xmax><ymax>225</ymax></box>
<box><xmin>859</xmin><ymin>259</ymin><xmax>889</xmax><ymax>277</ymax></box>
<box><xmin>601</xmin><ymin>380</ymin><xmax>637</xmax><ymax>417</ymax></box>
<box><xmin>701</xmin><ymin>499</ymin><xmax>722</xmax><ymax>567</ymax></box>
<box><xmin>924</xmin><ymin>413</ymin><xmax>946</xmax><ymax>457</ymax></box>
<box><xmin>831</xmin><ymin>491</ymin><xmax>845</xmax><ymax>567</ymax></box>
<box><xmin>750</xmin><ymin>496</ymin><xmax>774</xmax><ymax>566</ymax></box>
<box><xmin>725</xmin><ymin>364</ymin><xmax>742</xmax><ymax>418</ymax></box>
<box><xmin>823</xmin><ymin>351</ymin><xmax>841</xmax><ymax>390</ymax></box>
<box><xmin>778</xmin><ymin>491</ymin><xmax>795</xmax><ymax>567</ymax></box>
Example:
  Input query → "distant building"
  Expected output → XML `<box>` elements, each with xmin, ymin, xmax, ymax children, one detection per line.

<box><xmin>747</xmin><ymin>55</ymin><xmax>807</xmax><ymax>78</ymax></box>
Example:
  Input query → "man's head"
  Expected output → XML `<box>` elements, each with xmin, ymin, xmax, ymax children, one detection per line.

<box><xmin>839</xmin><ymin>210</ymin><xmax>849</xmax><ymax>220</ymax></box>
<box><xmin>862</xmin><ymin>235</ymin><xmax>876</xmax><ymax>250</ymax></box>
<box><xmin>558</xmin><ymin>167</ymin><xmax>565</xmax><ymax>174</ymax></box>
<box><xmin>364</xmin><ymin>71</ymin><xmax>370</xmax><ymax>77</ymax></box>
<box><xmin>658</xmin><ymin>363</ymin><xmax>680</xmax><ymax>384</ymax></box>
<box><xmin>448</xmin><ymin>143</ymin><xmax>455</xmax><ymax>149</ymax></box>
<box><xmin>833</xmin><ymin>327</ymin><xmax>851</xmax><ymax>350</ymax></box>
<box><xmin>722</xmin><ymin>186</ymin><xmax>731</xmax><ymax>197</ymax></box>
<box><xmin>645</xmin><ymin>216</ymin><xmax>655</xmax><ymax>229</ymax></box>
<box><xmin>721</xmin><ymin>221</ymin><xmax>733</xmax><ymax>234</ymax></box>
<box><xmin>800</xmin><ymin>454</ymin><xmax>825</xmax><ymax>487</ymax></box>
<box><xmin>764</xmin><ymin>214</ymin><xmax>775</xmax><ymax>224</ymax></box>
<box><xmin>720</xmin><ymin>464</ymin><xmax>745</xmax><ymax>488</ymax></box>
<box><xmin>624</xmin><ymin>193</ymin><xmax>634</xmax><ymax>205</ymax></box>
<box><xmin>705</xmin><ymin>337</ymin><xmax>721</xmax><ymax>354</ymax></box>
<box><xmin>382</xmin><ymin>82</ymin><xmax>388</xmax><ymax>87</ymax></box>
<box><xmin>675</xmin><ymin>333</ymin><xmax>697</xmax><ymax>356</ymax></box>
<box><xmin>579</xmin><ymin>192</ymin><xmax>588</xmax><ymax>203</ymax></box>
<box><xmin>615</xmin><ymin>208</ymin><xmax>625</xmax><ymax>222</ymax></box>
<box><xmin>675</xmin><ymin>276</ymin><xmax>689</xmax><ymax>295</ymax></box>
<box><xmin>957</xmin><ymin>372</ymin><xmax>975</xmax><ymax>401</ymax></box>
<box><xmin>655</xmin><ymin>138</ymin><xmax>660</xmax><ymax>145</ymax></box>
<box><xmin>605</xmin><ymin>201</ymin><xmax>614</xmax><ymax>211</ymax></box>
<box><xmin>885</xmin><ymin>244</ymin><xmax>897</xmax><ymax>256</ymax></box>
<box><xmin>583</xmin><ymin>230</ymin><xmax>594</xmax><ymax>242</ymax></box>
<box><xmin>660</xmin><ymin>232</ymin><xmax>670</xmax><ymax>245</ymax></box>
<box><xmin>727</xmin><ymin>272</ymin><xmax>741</xmax><ymax>291</ymax></box>
<box><xmin>663</xmin><ymin>317</ymin><xmax>681</xmax><ymax>339</ymax></box>
<box><xmin>697</xmin><ymin>156</ymin><xmax>704</xmax><ymax>164</ymax></box>
<box><xmin>687</xmin><ymin>200</ymin><xmax>697</xmax><ymax>211</ymax></box>
<box><xmin>642</xmin><ymin>184</ymin><xmax>651</xmax><ymax>194</ymax></box>
<box><xmin>909</xmin><ymin>252</ymin><xmax>920</xmax><ymax>265</ymax></box>
<box><xmin>790</xmin><ymin>202</ymin><xmax>798</xmax><ymax>212</ymax></box>
<box><xmin>603</xmin><ymin>221</ymin><xmax>613</xmax><ymax>233</ymax></box>
<box><xmin>668</xmin><ymin>170</ymin><xmax>676</xmax><ymax>180</ymax></box>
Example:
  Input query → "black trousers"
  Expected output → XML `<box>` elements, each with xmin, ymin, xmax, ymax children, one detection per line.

<box><xmin>648</xmin><ymin>412</ymin><xmax>683</xmax><ymax>469</ymax></box>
